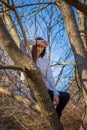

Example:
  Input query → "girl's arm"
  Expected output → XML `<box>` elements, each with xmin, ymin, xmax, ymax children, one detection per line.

<box><xmin>46</xmin><ymin>60</ymin><xmax>59</xmax><ymax>96</ymax></box>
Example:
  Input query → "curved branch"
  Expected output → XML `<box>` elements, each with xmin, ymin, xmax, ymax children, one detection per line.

<box><xmin>63</xmin><ymin>0</ymin><xmax>87</xmax><ymax>17</ymax></box>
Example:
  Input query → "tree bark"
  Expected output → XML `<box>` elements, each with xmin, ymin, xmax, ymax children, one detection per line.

<box><xmin>56</xmin><ymin>0</ymin><xmax>87</xmax><ymax>129</ymax></box>
<box><xmin>0</xmin><ymin>17</ymin><xmax>63</xmax><ymax>130</ymax></box>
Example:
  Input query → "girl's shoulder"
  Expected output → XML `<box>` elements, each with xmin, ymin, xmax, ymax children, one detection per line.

<box><xmin>42</xmin><ymin>57</ymin><xmax>48</xmax><ymax>61</ymax></box>
<box><xmin>37</xmin><ymin>57</ymin><xmax>49</xmax><ymax>66</ymax></box>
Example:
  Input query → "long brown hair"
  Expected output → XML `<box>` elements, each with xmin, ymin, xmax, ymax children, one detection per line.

<box><xmin>31</xmin><ymin>37</ymin><xmax>46</xmax><ymax>62</ymax></box>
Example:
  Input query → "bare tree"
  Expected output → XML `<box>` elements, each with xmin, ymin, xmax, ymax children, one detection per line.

<box><xmin>56</xmin><ymin>0</ymin><xmax>87</xmax><ymax>129</ymax></box>
<box><xmin>0</xmin><ymin>16</ymin><xmax>63</xmax><ymax>130</ymax></box>
<box><xmin>1</xmin><ymin>0</ymin><xmax>87</xmax><ymax>129</ymax></box>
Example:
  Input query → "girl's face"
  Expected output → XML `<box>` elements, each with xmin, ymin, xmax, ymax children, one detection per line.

<box><xmin>36</xmin><ymin>45</ymin><xmax>45</xmax><ymax>57</ymax></box>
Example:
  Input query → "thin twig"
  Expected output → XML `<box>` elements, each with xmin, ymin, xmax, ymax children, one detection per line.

<box><xmin>14</xmin><ymin>115</ymin><xmax>29</xmax><ymax>130</ymax></box>
<box><xmin>8</xmin><ymin>104</ymin><xmax>21</xmax><ymax>117</ymax></box>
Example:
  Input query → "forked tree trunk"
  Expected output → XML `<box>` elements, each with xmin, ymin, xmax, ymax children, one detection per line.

<box><xmin>0</xmin><ymin>17</ymin><xmax>63</xmax><ymax>130</ymax></box>
<box><xmin>56</xmin><ymin>0</ymin><xmax>87</xmax><ymax>129</ymax></box>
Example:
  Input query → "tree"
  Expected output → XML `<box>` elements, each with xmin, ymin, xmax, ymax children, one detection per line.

<box><xmin>56</xmin><ymin>0</ymin><xmax>87</xmax><ymax>129</ymax></box>
<box><xmin>0</xmin><ymin>16</ymin><xmax>63</xmax><ymax>130</ymax></box>
<box><xmin>0</xmin><ymin>0</ymin><xmax>87</xmax><ymax>129</ymax></box>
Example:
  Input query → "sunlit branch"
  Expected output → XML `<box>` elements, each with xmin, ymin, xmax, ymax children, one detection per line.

<box><xmin>0</xmin><ymin>87</ymin><xmax>40</xmax><ymax>113</ymax></box>
<box><xmin>0</xmin><ymin>87</ymin><xmax>31</xmax><ymax>106</ymax></box>
<box><xmin>51</xmin><ymin>62</ymin><xmax>76</xmax><ymax>67</ymax></box>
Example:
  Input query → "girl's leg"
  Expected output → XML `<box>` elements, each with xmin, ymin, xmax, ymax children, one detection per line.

<box><xmin>48</xmin><ymin>90</ymin><xmax>70</xmax><ymax>118</ymax></box>
<box><xmin>56</xmin><ymin>92</ymin><xmax>70</xmax><ymax>118</ymax></box>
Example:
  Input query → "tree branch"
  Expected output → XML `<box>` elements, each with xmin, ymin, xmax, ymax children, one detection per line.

<box><xmin>0</xmin><ymin>87</ymin><xmax>30</xmax><ymax>106</ymax></box>
<box><xmin>51</xmin><ymin>62</ymin><xmax>76</xmax><ymax>67</ymax></box>
<box><xmin>0</xmin><ymin>64</ymin><xmax>24</xmax><ymax>71</ymax></box>
<box><xmin>0</xmin><ymin>16</ymin><xmax>63</xmax><ymax>130</ymax></box>
<box><xmin>0</xmin><ymin>87</ymin><xmax>40</xmax><ymax>112</ymax></box>
<box><xmin>0</xmin><ymin>1</ymin><xmax>55</xmax><ymax>12</ymax></box>
<box><xmin>63</xmin><ymin>0</ymin><xmax>87</xmax><ymax>17</ymax></box>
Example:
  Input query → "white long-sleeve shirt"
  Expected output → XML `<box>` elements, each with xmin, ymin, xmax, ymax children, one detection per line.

<box><xmin>36</xmin><ymin>57</ymin><xmax>59</xmax><ymax>96</ymax></box>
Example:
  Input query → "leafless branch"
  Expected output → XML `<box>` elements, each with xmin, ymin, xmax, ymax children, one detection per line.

<box><xmin>59</xmin><ymin>0</ymin><xmax>87</xmax><ymax>17</ymax></box>
<box><xmin>0</xmin><ymin>1</ymin><xmax>55</xmax><ymax>12</ymax></box>
<box><xmin>0</xmin><ymin>64</ymin><xmax>24</xmax><ymax>72</ymax></box>
<box><xmin>0</xmin><ymin>87</ymin><xmax>40</xmax><ymax>112</ymax></box>
<box><xmin>51</xmin><ymin>62</ymin><xmax>76</xmax><ymax>66</ymax></box>
<box><xmin>0</xmin><ymin>87</ymin><xmax>30</xmax><ymax>105</ymax></box>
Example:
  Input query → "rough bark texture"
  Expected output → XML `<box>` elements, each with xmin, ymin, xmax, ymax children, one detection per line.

<box><xmin>0</xmin><ymin>17</ymin><xmax>63</xmax><ymax>130</ymax></box>
<box><xmin>56</xmin><ymin>0</ymin><xmax>87</xmax><ymax>129</ymax></box>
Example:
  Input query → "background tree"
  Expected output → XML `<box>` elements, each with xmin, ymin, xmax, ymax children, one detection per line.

<box><xmin>56</xmin><ymin>0</ymin><xmax>87</xmax><ymax>129</ymax></box>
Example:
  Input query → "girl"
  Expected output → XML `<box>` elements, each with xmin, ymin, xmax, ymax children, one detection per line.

<box><xmin>31</xmin><ymin>37</ymin><xmax>70</xmax><ymax>118</ymax></box>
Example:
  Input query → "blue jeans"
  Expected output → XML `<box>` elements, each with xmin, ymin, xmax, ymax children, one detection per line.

<box><xmin>48</xmin><ymin>90</ymin><xmax>70</xmax><ymax>118</ymax></box>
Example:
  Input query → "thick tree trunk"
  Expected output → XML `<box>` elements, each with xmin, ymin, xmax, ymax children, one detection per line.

<box><xmin>0</xmin><ymin>17</ymin><xmax>63</xmax><ymax>130</ymax></box>
<box><xmin>56</xmin><ymin>0</ymin><xmax>87</xmax><ymax>129</ymax></box>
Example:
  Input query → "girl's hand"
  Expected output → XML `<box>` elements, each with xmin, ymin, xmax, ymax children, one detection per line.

<box><xmin>53</xmin><ymin>95</ymin><xmax>60</xmax><ymax>108</ymax></box>
<box><xmin>37</xmin><ymin>40</ymin><xmax>48</xmax><ymax>47</ymax></box>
